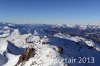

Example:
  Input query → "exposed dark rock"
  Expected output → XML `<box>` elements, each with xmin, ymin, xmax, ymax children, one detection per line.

<box><xmin>15</xmin><ymin>48</ymin><xmax>36</xmax><ymax>66</ymax></box>
<box><xmin>57</xmin><ymin>47</ymin><xmax>63</xmax><ymax>54</ymax></box>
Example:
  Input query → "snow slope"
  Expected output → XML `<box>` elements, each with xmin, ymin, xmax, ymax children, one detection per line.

<box><xmin>0</xmin><ymin>22</ymin><xmax>100</xmax><ymax>66</ymax></box>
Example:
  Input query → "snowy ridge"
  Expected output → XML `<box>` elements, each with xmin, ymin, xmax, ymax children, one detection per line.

<box><xmin>0</xmin><ymin>23</ymin><xmax>100</xmax><ymax>66</ymax></box>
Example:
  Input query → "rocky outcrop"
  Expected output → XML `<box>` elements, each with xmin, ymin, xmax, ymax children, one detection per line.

<box><xmin>15</xmin><ymin>48</ymin><xmax>36</xmax><ymax>66</ymax></box>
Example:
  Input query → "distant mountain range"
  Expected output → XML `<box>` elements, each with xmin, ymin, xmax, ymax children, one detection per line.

<box><xmin>0</xmin><ymin>22</ymin><xmax>100</xmax><ymax>66</ymax></box>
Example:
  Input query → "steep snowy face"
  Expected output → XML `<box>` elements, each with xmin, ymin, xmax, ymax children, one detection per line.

<box><xmin>0</xmin><ymin>39</ymin><xmax>7</xmax><ymax>54</ymax></box>
<box><xmin>0</xmin><ymin>23</ymin><xmax>100</xmax><ymax>66</ymax></box>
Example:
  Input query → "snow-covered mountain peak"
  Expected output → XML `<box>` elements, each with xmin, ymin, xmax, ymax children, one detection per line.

<box><xmin>0</xmin><ymin>23</ymin><xmax>100</xmax><ymax>66</ymax></box>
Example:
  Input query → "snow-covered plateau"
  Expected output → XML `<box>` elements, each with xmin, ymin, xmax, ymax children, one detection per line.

<box><xmin>0</xmin><ymin>22</ymin><xmax>100</xmax><ymax>66</ymax></box>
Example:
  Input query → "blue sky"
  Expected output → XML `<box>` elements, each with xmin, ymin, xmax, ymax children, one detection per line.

<box><xmin>0</xmin><ymin>0</ymin><xmax>100</xmax><ymax>24</ymax></box>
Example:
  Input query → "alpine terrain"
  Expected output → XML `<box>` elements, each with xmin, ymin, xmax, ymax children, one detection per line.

<box><xmin>0</xmin><ymin>22</ymin><xmax>100</xmax><ymax>66</ymax></box>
